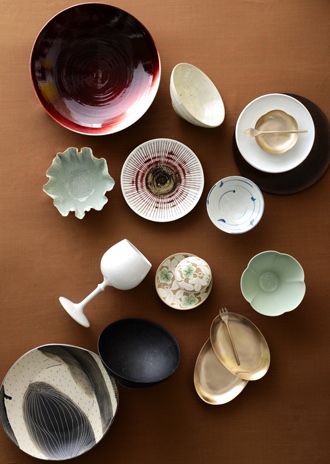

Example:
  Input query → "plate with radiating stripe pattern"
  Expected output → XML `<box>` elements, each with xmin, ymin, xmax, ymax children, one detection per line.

<box><xmin>0</xmin><ymin>344</ymin><xmax>118</xmax><ymax>460</ymax></box>
<box><xmin>121</xmin><ymin>138</ymin><xmax>204</xmax><ymax>222</ymax></box>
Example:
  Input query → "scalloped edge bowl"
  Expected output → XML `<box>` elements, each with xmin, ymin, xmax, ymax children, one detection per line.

<box><xmin>240</xmin><ymin>250</ymin><xmax>306</xmax><ymax>316</ymax></box>
<box><xmin>43</xmin><ymin>147</ymin><xmax>115</xmax><ymax>219</ymax></box>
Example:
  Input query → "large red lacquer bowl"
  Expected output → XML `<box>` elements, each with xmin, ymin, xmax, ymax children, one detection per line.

<box><xmin>30</xmin><ymin>3</ymin><xmax>161</xmax><ymax>135</ymax></box>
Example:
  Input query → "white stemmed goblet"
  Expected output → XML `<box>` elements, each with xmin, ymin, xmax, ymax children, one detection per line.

<box><xmin>59</xmin><ymin>239</ymin><xmax>152</xmax><ymax>327</ymax></box>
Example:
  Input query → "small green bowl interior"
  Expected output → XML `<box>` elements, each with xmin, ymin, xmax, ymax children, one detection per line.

<box><xmin>240</xmin><ymin>251</ymin><xmax>306</xmax><ymax>316</ymax></box>
<box><xmin>43</xmin><ymin>147</ymin><xmax>115</xmax><ymax>219</ymax></box>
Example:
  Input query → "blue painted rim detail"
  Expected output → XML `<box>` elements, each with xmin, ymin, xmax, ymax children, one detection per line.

<box><xmin>206</xmin><ymin>176</ymin><xmax>264</xmax><ymax>233</ymax></box>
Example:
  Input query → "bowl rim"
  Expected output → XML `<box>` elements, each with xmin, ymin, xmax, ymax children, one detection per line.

<box><xmin>29</xmin><ymin>2</ymin><xmax>161</xmax><ymax>136</ymax></box>
<box><xmin>206</xmin><ymin>175</ymin><xmax>265</xmax><ymax>234</ymax></box>
<box><xmin>0</xmin><ymin>343</ymin><xmax>119</xmax><ymax>461</ymax></box>
<box><xmin>97</xmin><ymin>318</ymin><xmax>181</xmax><ymax>385</ymax></box>
<box><xmin>240</xmin><ymin>250</ymin><xmax>306</xmax><ymax>316</ymax></box>
<box><xmin>170</xmin><ymin>62</ymin><xmax>225</xmax><ymax>127</ymax></box>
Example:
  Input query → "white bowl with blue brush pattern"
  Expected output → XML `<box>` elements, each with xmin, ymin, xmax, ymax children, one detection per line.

<box><xmin>206</xmin><ymin>176</ymin><xmax>264</xmax><ymax>233</ymax></box>
<box><xmin>43</xmin><ymin>147</ymin><xmax>115</xmax><ymax>219</ymax></box>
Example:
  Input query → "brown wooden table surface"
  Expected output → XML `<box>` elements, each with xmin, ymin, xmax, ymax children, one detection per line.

<box><xmin>0</xmin><ymin>1</ymin><xmax>329</xmax><ymax>463</ymax></box>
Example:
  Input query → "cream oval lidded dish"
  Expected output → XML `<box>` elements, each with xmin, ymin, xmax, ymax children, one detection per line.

<box><xmin>255</xmin><ymin>109</ymin><xmax>299</xmax><ymax>154</ymax></box>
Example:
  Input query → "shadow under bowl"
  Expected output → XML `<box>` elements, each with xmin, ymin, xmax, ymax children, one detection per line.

<box><xmin>30</xmin><ymin>3</ymin><xmax>160</xmax><ymax>135</ymax></box>
<box><xmin>98</xmin><ymin>318</ymin><xmax>180</xmax><ymax>387</ymax></box>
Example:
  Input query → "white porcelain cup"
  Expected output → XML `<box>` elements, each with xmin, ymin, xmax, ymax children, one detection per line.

<box><xmin>101</xmin><ymin>239</ymin><xmax>152</xmax><ymax>290</ymax></box>
<box><xmin>59</xmin><ymin>239</ymin><xmax>151</xmax><ymax>327</ymax></box>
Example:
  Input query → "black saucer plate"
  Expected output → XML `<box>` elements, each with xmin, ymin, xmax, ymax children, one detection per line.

<box><xmin>233</xmin><ymin>94</ymin><xmax>330</xmax><ymax>194</ymax></box>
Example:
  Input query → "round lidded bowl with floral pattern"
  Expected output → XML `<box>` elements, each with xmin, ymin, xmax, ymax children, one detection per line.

<box><xmin>155</xmin><ymin>253</ymin><xmax>212</xmax><ymax>310</ymax></box>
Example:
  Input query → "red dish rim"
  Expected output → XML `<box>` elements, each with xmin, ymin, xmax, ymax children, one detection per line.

<box><xmin>29</xmin><ymin>2</ymin><xmax>161</xmax><ymax>136</ymax></box>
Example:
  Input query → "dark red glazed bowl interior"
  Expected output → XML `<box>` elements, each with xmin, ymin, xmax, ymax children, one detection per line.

<box><xmin>30</xmin><ymin>3</ymin><xmax>161</xmax><ymax>135</ymax></box>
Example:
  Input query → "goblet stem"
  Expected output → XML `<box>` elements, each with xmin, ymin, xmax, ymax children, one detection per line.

<box><xmin>59</xmin><ymin>280</ymin><xmax>108</xmax><ymax>328</ymax></box>
<box><xmin>79</xmin><ymin>280</ymin><xmax>107</xmax><ymax>307</ymax></box>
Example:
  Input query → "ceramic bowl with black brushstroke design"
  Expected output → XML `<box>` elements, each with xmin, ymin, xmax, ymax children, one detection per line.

<box><xmin>0</xmin><ymin>344</ymin><xmax>118</xmax><ymax>460</ymax></box>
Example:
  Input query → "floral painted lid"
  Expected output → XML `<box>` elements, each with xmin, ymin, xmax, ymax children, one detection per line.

<box><xmin>155</xmin><ymin>253</ymin><xmax>212</xmax><ymax>310</ymax></box>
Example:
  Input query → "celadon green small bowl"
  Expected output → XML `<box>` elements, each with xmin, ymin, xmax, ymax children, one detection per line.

<box><xmin>240</xmin><ymin>251</ymin><xmax>306</xmax><ymax>316</ymax></box>
<box><xmin>43</xmin><ymin>147</ymin><xmax>115</xmax><ymax>219</ymax></box>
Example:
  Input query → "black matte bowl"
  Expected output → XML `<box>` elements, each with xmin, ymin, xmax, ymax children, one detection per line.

<box><xmin>98</xmin><ymin>318</ymin><xmax>180</xmax><ymax>387</ymax></box>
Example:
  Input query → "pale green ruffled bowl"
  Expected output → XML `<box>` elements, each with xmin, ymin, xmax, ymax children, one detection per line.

<box><xmin>240</xmin><ymin>250</ymin><xmax>306</xmax><ymax>316</ymax></box>
<box><xmin>43</xmin><ymin>147</ymin><xmax>115</xmax><ymax>219</ymax></box>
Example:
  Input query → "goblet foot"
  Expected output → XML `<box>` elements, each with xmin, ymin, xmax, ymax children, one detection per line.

<box><xmin>59</xmin><ymin>297</ymin><xmax>90</xmax><ymax>328</ymax></box>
